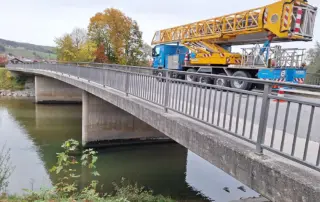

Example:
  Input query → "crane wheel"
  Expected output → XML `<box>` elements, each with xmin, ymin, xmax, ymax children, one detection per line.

<box><xmin>185</xmin><ymin>68</ymin><xmax>198</xmax><ymax>82</ymax></box>
<box><xmin>230</xmin><ymin>71</ymin><xmax>252</xmax><ymax>90</ymax></box>
<box><xmin>214</xmin><ymin>73</ymin><xmax>230</xmax><ymax>87</ymax></box>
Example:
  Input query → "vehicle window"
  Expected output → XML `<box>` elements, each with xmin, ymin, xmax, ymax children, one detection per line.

<box><xmin>152</xmin><ymin>46</ymin><xmax>161</xmax><ymax>57</ymax></box>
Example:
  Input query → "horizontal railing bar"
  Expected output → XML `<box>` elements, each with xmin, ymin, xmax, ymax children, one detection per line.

<box><xmin>268</xmin><ymin>94</ymin><xmax>320</xmax><ymax>107</ymax></box>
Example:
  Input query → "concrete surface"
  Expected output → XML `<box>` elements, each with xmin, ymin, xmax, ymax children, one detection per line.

<box><xmin>8</xmin><ymin>67</ymin><xmax>320</xmax><ymax>202</ymax></box>
<box><xmin>35</xmin><ymin>75</ymin><xmax>82</xmax><ymax>103</ymax></box>
<box><xmin>82</xmin><ymin>91</ymin><xmax>169</xmax><ymax>146</ymax></box>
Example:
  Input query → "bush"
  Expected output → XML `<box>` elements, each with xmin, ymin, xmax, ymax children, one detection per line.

<box><xmin>0</xmin><ymin>69</ymin><xmax>25</xmax><ymax>90</ymax></box>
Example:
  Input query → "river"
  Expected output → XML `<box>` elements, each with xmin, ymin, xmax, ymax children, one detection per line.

<box><xmin>0</xmin><ymin>98</ymin><xmax>262</xmax><ymax>202</ymax></box>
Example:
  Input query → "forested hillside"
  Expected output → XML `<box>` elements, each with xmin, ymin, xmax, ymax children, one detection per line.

<box><xmin>0</xmin><ymin>38</ymin><xmax>56</xmax><ymax>60</ymax></box>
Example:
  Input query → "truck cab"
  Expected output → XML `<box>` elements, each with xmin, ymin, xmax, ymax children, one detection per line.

<box><xmin>152</xmin><ymin>44</ymin><xmax>189</xmax><ymax>70</ymax></box>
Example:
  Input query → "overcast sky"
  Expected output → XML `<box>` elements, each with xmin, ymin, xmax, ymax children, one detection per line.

<box><xmin>1</xmin><ymin>0</ymin><xmax>319</xmax><ymax>49</ymax></box>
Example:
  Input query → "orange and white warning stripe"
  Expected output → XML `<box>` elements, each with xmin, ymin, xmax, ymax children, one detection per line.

<box><xmin>220</xmin><ymin>53</ymin><xmax>225</xmax><ymax>58</ymax></box>
<box><xmin>203</xmin><ymin>54</ymin><xmax>212</xmax><ymax>57</ymax></box>
<box><xmin>283</xmin><ymin>5</ymin><xmax>291</xmax><ymax>29</ymax></box>
<box><xmin>264</xmin><ymin>8</ymin><xmax>268</xmax><ymax>24</ymax></box>
<box><xmin>294</xmin><ymin>7</ymin><xmax>303</xmax><ymax>34</ymax></box>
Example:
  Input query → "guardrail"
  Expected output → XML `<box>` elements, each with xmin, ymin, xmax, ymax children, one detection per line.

<box><xmin>8</xmin><ymin>63</ymin><xmax>320</xmax><ymax>172</ymax></box>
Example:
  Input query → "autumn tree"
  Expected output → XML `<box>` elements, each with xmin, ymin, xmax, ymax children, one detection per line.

<box><xmin>55</xmin><ymin>28</ymin><xmax>97</xmax><ymax>62</ymax></box>
<box><xmin>55</xmin><ymin>34</ymin><xmax>76</xmax><ymax>62</ymax></box>
<box><xmin>94</xmin><ymin>43</ymin><xmax>108</xmax><ymax>63</ymax></box>
<box><xmin>76</xmin><ymin>41</ymin><xmax>97</xmax><ymax>62</ymax></box>
<box><xmin>88</xmin><ymin>8</ymin><xmax>148</xmax><ymax>65</ymax></box>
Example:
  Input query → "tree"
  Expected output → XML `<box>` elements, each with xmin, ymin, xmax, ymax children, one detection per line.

<box><xmin>141</xmin><ymin>43</ymin><xmax>153</xmax><ymax>66</ymax></box>
<box><xmin>71</xmin><ymin>28</ymin><xmax>87</xmax><ymax>51</ymax></box>
<box><xmin>76</xmin><ymin>41</ymin><xmax>97</xmax><ymax>62</ymax></box>
<box><xmin>88</xmin><ymin>11</ymin><xmax>115</xmax><ymax>63</ymax></box>
<box><xmin>55</xmin><ymin>28</ymin><xmax>97</xmax><ymax>62</ymax></box>
<box><xmin>88</xmin><ymin>12</ymin><xmax>108</xmax><ymax>47</ymax></box>
<box><xmin>55</xmin><ymin>34</ymin><xmax>76</xmax><ymax>62</ymax></box>
<box><xmin>306</xmin><ymin>42</ymin><xmax>320</xmax><ymax>74</ymax></box>
<box><xmin>124</xmin><ymin>20</ymin><xmax>144</xmax><ymax>66</ymax></box>
<box><xmin>88</xmin><ymin>8</ymin><xmax>144</xmax><ymax>64</ymax></box>
<box><xmin>94</xmin><ymin>43</ymin><xmax>108</xmax><ymax>63</ymax></box>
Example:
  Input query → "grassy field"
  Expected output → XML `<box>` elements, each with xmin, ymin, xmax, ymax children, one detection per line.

<box><xmin>0</xmin><ymin>68</ymin><xmax>25</xmax><ymax>90</ymax></box>
<box><xmin>5</xmin><ymin>47</ymin><xmax>57</xmax><ymax>60</ymax></box>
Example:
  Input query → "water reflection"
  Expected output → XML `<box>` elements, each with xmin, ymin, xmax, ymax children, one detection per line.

<box><xmin>0</xmin><ymin>98</ymin><xmax>260</xmax><ymax>201</ymax></box>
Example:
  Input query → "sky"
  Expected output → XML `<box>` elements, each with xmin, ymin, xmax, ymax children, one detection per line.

<box><xmin>0</xmin><ymin>0</ymin><xmax>319</xmax><ymax>50</ymax></box>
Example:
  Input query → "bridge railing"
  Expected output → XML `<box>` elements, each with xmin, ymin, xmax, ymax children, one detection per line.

<box><xmin>8</xmin><ymin>62</ymin><xmax>320</xmax><ymax>172</ymax></box>
<box><xmin>306</xmin><ymin>73</ymin><xmax>320</xmax><ymax>85</ymax></box>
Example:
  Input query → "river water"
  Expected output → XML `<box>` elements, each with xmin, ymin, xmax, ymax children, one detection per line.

<box><xmin>0</xmin><ymin>98</ymin><xmax>261</xmax><ymax>202</ymax></box>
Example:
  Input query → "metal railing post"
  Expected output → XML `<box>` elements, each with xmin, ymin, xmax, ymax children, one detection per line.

<box><xmin>125</xmin><ymin>67</ymin><xmax>130</xmax><ymax>96</ymax></box>
<box><xmin>164</xmin><ymin>70</ymin><xmax>170</xmax><ymax>112</ymax></box>
<box><xmin>256</xmin><ymin>83</ymin><xmax>271</xmax><ymax>154</ymax></box>
<box><xmin>77</xmin><ymin>66</ymin><xmax>80</xmax><ymax>79</ymax></box>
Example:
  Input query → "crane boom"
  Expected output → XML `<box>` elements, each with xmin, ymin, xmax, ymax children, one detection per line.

<box><xmin>152</xmin><ymin>0</ymin><xmax>317</xmax><ymax>46</ymax></box>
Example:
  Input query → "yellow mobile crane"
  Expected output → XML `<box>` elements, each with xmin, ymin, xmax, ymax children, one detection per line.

<box><xmin>151</xmin><ymin>0</ymin><xmax>317</xmax><ymax>90</ymax></box>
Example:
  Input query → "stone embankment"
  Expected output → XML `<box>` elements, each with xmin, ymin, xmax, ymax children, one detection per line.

<box><xmin>0</xmin><ymin>78</ymin><xmax>34</xmax><ymax>97</ymax></box>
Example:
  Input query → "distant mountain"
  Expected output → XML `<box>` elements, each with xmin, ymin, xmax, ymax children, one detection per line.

<box><xmin>0</xmin><ymin>38</ymin><xmax>57</xmax><ymax>60</ymax></box>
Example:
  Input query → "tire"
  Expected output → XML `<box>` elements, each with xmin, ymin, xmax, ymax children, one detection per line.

<box><xmin>169</xmin><ymin>71</ymin><xmax>178</xmax><ymax>79</ymax></box>
<box><xmin>230</xmin><ymin>71</ymin><xmax>252</xmax><ymax>90</ymax></box>
<box><xmin>154</xmin><ymin>70</ymin><xmax>165</xmax><ymax>82</ymax></box>
<box><xmin>185</xmin><ymin>68</ymin><xmax>198</xmax><ymax>82</ymax></box>
<box><xmin>214</xmin><ymin>73</ymin><xmax>230</xmax><ymax>87</ymax></box>
<box><xmin>199</xmin><ymin>76</ymin><xmax>212</xmax><ymax>84</ymax></box>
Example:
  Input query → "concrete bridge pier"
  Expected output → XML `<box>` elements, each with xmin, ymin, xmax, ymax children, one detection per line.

<box><xmin>35</xmin><ymin>75</ymin><xmax>82</xmax><ymax>103</ymax></box>
<box><xmin>82</xmin><ymin>91</ymin><xmax>170</xmax><ymax>147</ymax></box>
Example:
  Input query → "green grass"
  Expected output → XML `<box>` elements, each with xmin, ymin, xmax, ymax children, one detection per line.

<box><xmin>5</xmin><ymin>47</ymin><xmax>57</xmax><ymax>60</ymax></box>
<box><xmin>0</xmin><ymin>68</ymin><xmax>25</xmax><ymax>90</ymax></box>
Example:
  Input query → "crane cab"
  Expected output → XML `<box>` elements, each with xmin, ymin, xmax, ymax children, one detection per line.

<box><xmin>152</xmin><ymin>44</ymin><xmax>189</xmax><ymax>70</ymax></box>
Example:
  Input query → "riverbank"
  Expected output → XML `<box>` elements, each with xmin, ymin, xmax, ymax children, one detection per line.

<box><xmin>0</xmin><ymin>68</ymin><xmax>35</xmax><ymax>97</ymax></box>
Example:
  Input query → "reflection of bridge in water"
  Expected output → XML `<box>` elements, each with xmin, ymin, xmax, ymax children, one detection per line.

<box><xmin>2</xmin><ymin>99</ymin><xmax>209</xmax><ymax>200</ymax></box>
<box><xmin>7</xmin><ymin>63</ymin><xmax>320</xmax><ymax>202</ymax></box>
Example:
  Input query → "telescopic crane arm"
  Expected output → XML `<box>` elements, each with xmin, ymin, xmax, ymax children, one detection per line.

<box><xmin>151</xmin><ymin>0</ymin><xmax>317</xmax><ymax>66</ymax></box>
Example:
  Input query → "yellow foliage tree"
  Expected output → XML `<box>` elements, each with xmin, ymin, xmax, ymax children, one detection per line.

<box><xmin>55</xmin><ymin>28</ymin><xmax>97</xmax><ymax>62</ymax></box>
<box><xmin>76</xmin><ymin>41</ymin><xmax>97</xmax><ymax>62</ymax></box>
<box><xmin>55</xmin><ymin>34</ymin><xmax>76</xmax><ymax>62</ymax></box>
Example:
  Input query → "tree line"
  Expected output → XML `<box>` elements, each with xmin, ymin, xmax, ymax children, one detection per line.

<box><xmin>306</xmin><ymin>42</ymin><xmax>320</xmax><ymax>74</ymax></box>
<box><xmin>55</xmin><ymin>8</ymin><xmax>152</xmax><ymax>66</ymax></box>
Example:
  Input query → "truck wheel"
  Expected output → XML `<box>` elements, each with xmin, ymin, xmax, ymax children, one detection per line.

<box><xmin>185</xmin><ymin>68</ymin><xmax>198</xmax><ymax>82</ymax></box>
<box><xmin>214</xmin><ymin>73</ymin><xmax>229</xmax><ymax>87</ymax></box>
<box><xmin>156</xmin><ymin>71</ymin><xmax>165</xmax><ymax>82</ymax></box>
<box><xmin>230</xmin><ymin>71</ymin><xmax>252</xmax><ymax>90</ymax></box>
<box><xmin>199</xmin><ymin>76</ymin><xmax>212</xmax><ymax>84</ymax></box>
<box><xmin>169</xmin><ymin>71</ymin><xmax>178</xmax><ymax>79</ymax></box>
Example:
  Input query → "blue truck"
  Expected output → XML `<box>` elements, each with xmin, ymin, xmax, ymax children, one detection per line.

<box><xmin>151</xmin><ymin>44</ymin><xmax>307</xmax><ymax>90</ymax></box>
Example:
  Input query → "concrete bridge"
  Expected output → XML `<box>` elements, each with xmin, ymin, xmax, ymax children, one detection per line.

<box><xmin>7</xmin><ymin>63</ymin><xmax>320</xmax><ymax>202</ymax></box>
